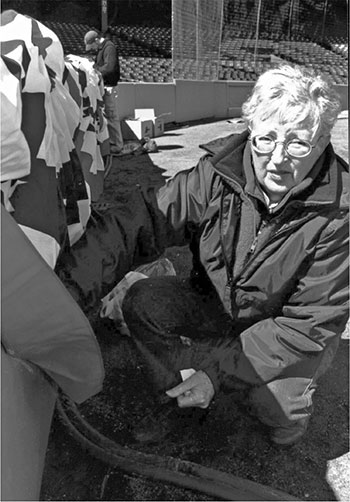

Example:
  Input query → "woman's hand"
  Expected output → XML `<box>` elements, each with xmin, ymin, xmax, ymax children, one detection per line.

<box><xmin>166</xmin><ymin>370</ymin><xmax>215</xmax><ymax>409</ymax></box>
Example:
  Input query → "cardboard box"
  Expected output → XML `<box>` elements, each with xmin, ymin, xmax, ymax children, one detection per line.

<box><xmin>121</xmin><ymin>118</ymin><xmax>154</xmax><ymax>140</ymax></box>
<box><xmin>135</xmin><ymin>109</ymin><xmax>168</xmax><ymax>137</ymax></box>
<box><xmin>122</xmin><ymin>109</ymin><xmax>169</xmax><ymax>139</ymax></box>
<box><xmin>153</xmin><ymin>117</ymin><xmax>164</xmax><ymax>137</ymax></box>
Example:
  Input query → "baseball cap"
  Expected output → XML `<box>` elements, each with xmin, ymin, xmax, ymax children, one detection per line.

<box><xmin>84</xmin><ymin>30</ymin><xmax>98</xmax><ymax>50</ymax></box>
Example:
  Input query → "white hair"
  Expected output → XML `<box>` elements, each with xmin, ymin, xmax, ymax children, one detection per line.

<box><xmin>242</xmin><ymin>64</ymin><xmax>342</xmax><ymax>136</ymax></box>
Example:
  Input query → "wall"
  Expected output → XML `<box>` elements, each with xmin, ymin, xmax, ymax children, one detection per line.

<box><xmin>226</xmin><ymin>81</ymin><xmax>254</xmax><ymax>118</ymax></box>
<box><xmin>118</xmin><ymin>82</ymin><xmax>176</xmax><ymax>122</ymax></box>
<box><xmin>336</xmin><ymin>85</ymin><xmax>349</xmax><ymax>113</ymax></box>
<box><xmin>118</xmin><ymin>80</ymin><xmax>348</xmax><ymax>125</ymax></box>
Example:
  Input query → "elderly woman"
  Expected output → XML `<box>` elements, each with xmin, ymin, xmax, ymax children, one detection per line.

<box><xmin>121</xmin><ymin>64</ymin><xmax>349</xmax><ymax>446</ymax></box>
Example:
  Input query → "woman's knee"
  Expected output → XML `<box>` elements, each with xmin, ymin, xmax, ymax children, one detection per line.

<box><xmin>122</xmin><ymin>278</ymin><xmax>151</xmax><ymax>320</ymax></box>
<box><xmin>248</xmin><ymin>377</ymin><xmax>315</xmax><ymax>428</ymax></box>
<box><xmin>122</xmin><ymin>276</ymin><xmax>179</xmax><ymax>327</ymax></box>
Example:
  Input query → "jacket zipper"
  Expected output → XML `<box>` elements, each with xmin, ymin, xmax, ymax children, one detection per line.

<box><xmin>219</xmin><ymin>197</ymin><xmax>232</xmax><ymax>290</ymax></box>
<box><xmin>217</xmin><ymin>175</ymin><xmax>258</xmax><ymax>291</ymax></box>
<box><xmin>248</xmin><ymin>219</ymin><xmax>267</xmax><ymax>255</ymax></box>
<box><xmin>218</xmin><ymin>187</ymin><xmax>235</xmax><ymax>299</ymax></box>
<box><xmin>236</xmin><ymin>210</ymin><xmax>318</xmax><ymax>282</ymax></box>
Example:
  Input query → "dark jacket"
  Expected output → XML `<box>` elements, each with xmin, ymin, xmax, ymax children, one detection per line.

<box><xmin>154</xmin><ymin>131</ymin><xmax>349</xmax><ymax>391</ymax></box>
<box><xmin>94</xmin><ymin>39</ymin><xmax>120</xmax><ymax>86</ymax></box>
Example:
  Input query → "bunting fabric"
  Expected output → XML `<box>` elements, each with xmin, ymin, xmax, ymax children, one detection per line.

<box><xmin>65</xmin><ymin>55</ymin><xmax>109</xmax><ymax>206</ymax></box>
<box><xmin>0</xmin><ymin>9</ymin><xmax>109</xmax><ymax>263</ymax></box>
<box><xmin>65</xmin><ymin>54</ymin><xmax>109</xmax><ymax>174</ymax></box>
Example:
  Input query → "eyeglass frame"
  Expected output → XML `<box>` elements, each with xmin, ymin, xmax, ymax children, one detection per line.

<box><xmin>248</xmin><ymin>130</ymin><xmax>320</xmax><ymax>159</ymax></box>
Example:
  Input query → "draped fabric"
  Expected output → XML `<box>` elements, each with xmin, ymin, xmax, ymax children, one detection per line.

<box><xmin>65</xmin><ymin>55</ymin><xmax>109</xmax><ymax>206</ymax></box>
<box><xmin>0</xmin><ymin>10</ymin><xmax>109</xmax><ymax>258</ymax></box>
<box><xmin>0</xmin><ymin>10</ymin><xmax>106</xmax><ymax>402</ymax></box>
<box><xmin>65</xmin><ymin>55</ymin><xmax>109</xmax><ymax>174</ymax></box>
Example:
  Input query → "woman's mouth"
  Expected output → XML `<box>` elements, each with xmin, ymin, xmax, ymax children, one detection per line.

<box><xmin>268</xmin><ymin>171</ymin><xmax>290</xmax><ymax>181</ymax></box>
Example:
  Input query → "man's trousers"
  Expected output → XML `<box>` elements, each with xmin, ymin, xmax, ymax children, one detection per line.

<box><xmin>104</xmin><ymin>86</ymin><xmax>123</xmax><ymax>151</ymax></box>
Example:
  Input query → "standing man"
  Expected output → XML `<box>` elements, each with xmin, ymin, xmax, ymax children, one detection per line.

<box><xmin>84</xmin><ymin>28</ymin><xmax>124</xmax><ymax>154</ymax></box>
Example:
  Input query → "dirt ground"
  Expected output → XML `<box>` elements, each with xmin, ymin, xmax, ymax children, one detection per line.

<box><xmin>41</xmin><ymin>116</ymin><xmax>349</xmax><ymax>501</ymax></box>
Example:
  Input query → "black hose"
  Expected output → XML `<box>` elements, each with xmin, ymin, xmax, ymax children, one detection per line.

<box><xmin>56</xmin><ymin>393</ymin><xmax>299</xmax><ymax>501</ymax></box>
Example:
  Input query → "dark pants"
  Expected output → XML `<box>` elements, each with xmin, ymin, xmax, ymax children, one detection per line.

<box><xmin>122</xmin><ymin>276</ymin><xmax>337</xmax><ymax>428</ymax></box>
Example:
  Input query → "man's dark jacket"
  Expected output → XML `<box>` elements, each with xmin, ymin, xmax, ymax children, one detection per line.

<box><xmin>94</xmin><ymin>39</ymin><xmax>120</xmax><ymax>86</ymax></box>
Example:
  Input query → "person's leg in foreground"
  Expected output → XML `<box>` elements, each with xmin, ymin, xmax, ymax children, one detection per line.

<box><xmin>122</xmin><ymin>277</ymin><xmax>338</xmax><ymax>446</ymax></box>
<box><xmin>122</xmin><ymin>276</ymin><xmax>232</xmax><ymax>443</ymax></box>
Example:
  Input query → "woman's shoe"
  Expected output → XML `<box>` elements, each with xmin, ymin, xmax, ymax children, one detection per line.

<box><xmin>270</xmin><ymin>417</ymin><xmax>310</xmax><ymax>445</ymax></box>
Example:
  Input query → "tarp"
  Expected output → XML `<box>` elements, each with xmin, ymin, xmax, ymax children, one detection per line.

<box><xmin>55</xmin><ymin>190</ymin><xmax>164</xmax><ymax>316</ymax></box>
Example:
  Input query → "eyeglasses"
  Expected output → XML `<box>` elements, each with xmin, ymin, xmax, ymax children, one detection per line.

<box><xmin>249</xmin><ymin>134</ymin><xmax>317</xmax><ymax>158</ymax></box>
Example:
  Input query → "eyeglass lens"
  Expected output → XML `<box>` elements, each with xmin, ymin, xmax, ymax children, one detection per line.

<box><xmin>252</xmin><ymin>136</ymin><xmax>312</xmax><ymax>157</ymax></box>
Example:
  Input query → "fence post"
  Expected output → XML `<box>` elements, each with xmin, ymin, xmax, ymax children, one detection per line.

<box><xmin>101</xmin><ymin>0</ymin><xmax>108</xmax><ymax>32</ymax></box>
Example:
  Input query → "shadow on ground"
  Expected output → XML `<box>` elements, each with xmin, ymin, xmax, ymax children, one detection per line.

<box><xmin>41</xmin><ymin>122</ymin><xmax>349</xmax><ymax>501</ymax></box>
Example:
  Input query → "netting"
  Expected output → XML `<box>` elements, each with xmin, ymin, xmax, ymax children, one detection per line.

<box><xmin>172</xmin><ymin>0</ymin><xmax>224</xmax><ymax>80</ymax></box>
<box><xmin>172</xmin><ymin>0</ymin><xmax>348</xmax><ymax>82</ymax></box>
<box><xmin>6</xmin><ymin>1</ymin><xmax>347</xmax><ymax>84</ymax></box>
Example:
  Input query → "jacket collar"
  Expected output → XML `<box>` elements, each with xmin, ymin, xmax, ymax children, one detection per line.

<box><xmin>201</xmin><ymin>131</ymin><xmax>345</xmax><ymax>208</ymax></box>
<box><xmin>98</xmin><ymin>38</ymin><xmax>112</xmax><ymax>50</ymax></box>
<box><xmin>200</xmin><ymin>130</ymin><xmax>248</xmax><ymax>188</ymax></box>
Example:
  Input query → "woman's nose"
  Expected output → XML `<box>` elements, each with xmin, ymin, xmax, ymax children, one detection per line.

<box><xmin>271</xmin><ymin>143</ymin><xmax>287</xmax><ymax>164</ymax></box>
